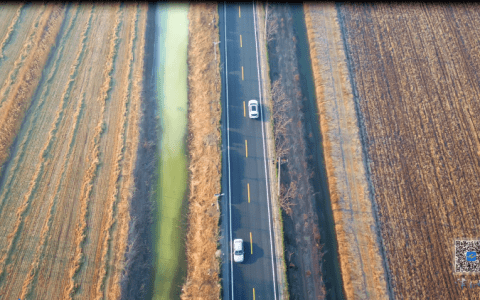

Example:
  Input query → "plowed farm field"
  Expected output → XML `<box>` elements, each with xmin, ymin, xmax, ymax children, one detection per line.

<box><xmin>0</xmin><ymin>3</ymin><xmax>147</xmax><ymax>299</ymax></box>
<box><xmin>338</xmin><ymin>3</ymin><xmax>480</xmax><ymax>299</ymax></box>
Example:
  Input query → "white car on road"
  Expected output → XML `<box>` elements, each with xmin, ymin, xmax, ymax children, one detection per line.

<box><xmin>248</xmin><ymin>99</ymin><xmax>259</xmax><ymax>119</ymax></box>
<box><xmin>233</xmin><ymin>238</ymin><xmax>244</xmax><ymax>263</ymax></box>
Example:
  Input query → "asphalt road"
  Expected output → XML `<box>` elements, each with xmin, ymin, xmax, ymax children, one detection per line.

<box><xmin>219</xmin><ymin>3</ymin><xmax>279</xmax><ymax>300</ymax></box>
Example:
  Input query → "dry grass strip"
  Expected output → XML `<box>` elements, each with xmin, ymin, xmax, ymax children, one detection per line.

<box><xmin>304</xmin><ymin>3</ymin><xmax>390</xmax><ymax>299</ymax></box>
<box><xmin>181</xmin><ymin>3</ymin><xmax>222</xmax><ymax>300</ymax></box>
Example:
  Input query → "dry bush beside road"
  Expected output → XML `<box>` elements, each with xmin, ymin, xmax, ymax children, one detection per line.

<box><xmin>267</xmin><ymin>4</ymin><xmax>326</xmax><ymax>299</ymax></box>
<box><xmin>181</xmin><ymin>3</ymin><xmax>222</xmax><ymax>300</ymax></box>
<box><xmin>337</xmin><ymin>3</ymin><xmax>480</xmax><ymax>299</ymax></box>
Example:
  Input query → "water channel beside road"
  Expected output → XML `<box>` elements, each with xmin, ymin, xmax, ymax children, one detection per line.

<box><xmin>153</xmin><ymin>3</ymin><xmax>189</xmax><ymax>299</ymax></box>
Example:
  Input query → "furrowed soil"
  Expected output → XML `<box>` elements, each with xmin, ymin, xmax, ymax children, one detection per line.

<box><xmin>304</xmin><ymin>3</ymin><xmax>390</xmax><ymax>299</ymax></box>
<box><xmin>336</xmin><ymin>3</ymin><xmax>480</xmax><ymax>299</ymax></box>
<box><xmin>181</xmin><ymin>3</ymin><xmax>222</xmax><ymax>300</ymax></box>
<box><xmin>0</xmin><ymin>4</ymin><xmax>147</xmax><ymax>299</ymax></box>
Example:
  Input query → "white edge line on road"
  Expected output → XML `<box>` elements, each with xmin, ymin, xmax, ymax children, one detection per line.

<box><xmin>253</xmin><ymin>3</ymin><xmax>278</xmax><ymax>300</ymax></box>
<box><xmin>224</xmin><ymin>3</ymin><xmax>235</xmax><ymax>300</ymax></box>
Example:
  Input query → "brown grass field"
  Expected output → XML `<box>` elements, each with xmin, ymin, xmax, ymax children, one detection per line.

<box><xmin>304</xmin><ymin>3</ymin><xmax>390</xmax><ymax>299</ymax></box>
<box><xmin>333</xmin><ymin>3</ymin><xmax>480</xmax><ymax>299</ymax></box>
<box><xmin>181</xmin><ymin>3</ymin><xmax>222</xmax><ymax>300</ymax></box>
<box><xmin>0</xmin><ymin>3</ymin><xmax>146</xmax><ymax>299</ymax></box>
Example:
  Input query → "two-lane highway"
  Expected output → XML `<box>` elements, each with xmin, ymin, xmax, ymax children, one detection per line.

<box><xmin>219</xmin><ymin>3</ymin><xmax>279</xmax><ymax>300</ymax></box>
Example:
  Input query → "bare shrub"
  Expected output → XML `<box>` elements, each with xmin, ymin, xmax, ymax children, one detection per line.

<box><xmin>279</xmin><ymin>181</ymin><xmax>297</xmax><ymax>216</ymax></box>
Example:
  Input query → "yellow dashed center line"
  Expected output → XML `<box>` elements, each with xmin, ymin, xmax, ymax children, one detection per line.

<box><xmin>247</xmin><ymin>183</ymin><xmax>250</xmax><ymax>203</ymax></box>
<box><xmin>240</xmin><ymin>34</ymin><xmax>242</xmax><ymax>47</ymax></box>
<box><xmin>250</xmin><ymin>232</ymin><xmax>253</xmax><ymax>254</ymax></box>
<box><xmin>245</xmin><ymin>139</ymin><xmax>248</xmax><ymax>157</ymax></box>
<box><xmin>244</xmin><ymin>101</ymin><xmax>246</xmax><ymax>117</ymax></box>
<box><xmin>239</xmin><ymin>6</ymin><xmax>241</xmax><ymax>18</ymax></box>
<box><xmin>242</xmin><ymin>66</ymin><xmax>244</xmax><ymax>81</ymax></box>
<box><xmin>253</xmin><ymin>288</ymin><xmax>256</xmax><ymax>300</ymax></box>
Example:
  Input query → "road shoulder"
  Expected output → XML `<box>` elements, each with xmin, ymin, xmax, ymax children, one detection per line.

<box><xmin>254</xmin><ymin>3</ymin><xmax>287</xmax><ymax>299</ymax></box>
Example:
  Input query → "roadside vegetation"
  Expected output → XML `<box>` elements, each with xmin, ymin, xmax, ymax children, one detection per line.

<box><xmin>255</xmin><ymin>4</ymin><xmax>289</xmax><ymax>298</ymax></box>
<box><xmin>266</xmin><ymin>4</ymin><xmax>327</xmax><ymax>299</ymax></box>
<box><xmin>181</xmin><ymin>3</ymin><xmax>222</xmax><ymax>299</ymax></box>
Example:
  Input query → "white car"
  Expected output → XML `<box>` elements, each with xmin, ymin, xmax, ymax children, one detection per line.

<box><xmin>248</xmin><ymin>100</ymin><xmax>259</xmax><ymax>119</ymax></box>
<box><xmin>233</xmin><ymin>238</ymin><xmax>244</xmax><ymax>263</ymax></box>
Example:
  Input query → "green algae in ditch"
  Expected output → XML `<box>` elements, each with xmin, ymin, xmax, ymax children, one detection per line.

<box><xmin>153</xmin><ymin>3</ymin><xmax>189</xmax><ymax>299</ymax></box>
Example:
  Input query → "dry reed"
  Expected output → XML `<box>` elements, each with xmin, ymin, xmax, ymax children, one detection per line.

<box><xmin>181</xmin><ymin>3</ymin><xmax>222</xmax><ymax>300</ymax></box>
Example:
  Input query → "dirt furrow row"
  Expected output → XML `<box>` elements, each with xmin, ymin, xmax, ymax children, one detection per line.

<box><xmin>0</xmin><ymin>5</ymin><xmax>65</xmax><ymax>284</ymax></box>
<box><xmin>0</xmin><ymin>6</ymin><xmax>82</xmax><ymax>219</ymax></box>
<box><xmin>0</xmin><ymin>5</ymin><xmax>49</xmax><ymax>171</ymax></box>
<box><xmin>64</xmin><ymin>5</ymin><xmax>122</xmax><ymax>298</ymax></box>
<box><xmin>0</xmin><ymin>6</ymin><xmax>45</xmax><ymax>110</ymax></box>
<box><xmin>92</xmin><ymin>6</ymin><xmax>137</xmax><ymax>300</ymax></box>
<box><xmin>109</xmin><ymin>5</ymin><xmax>146</xmax><ymax>299</ymax></box>
<box><xmin>0</xmin><ymin>5</ymin><xmax>48</xmax><ymax>108</ymax></box>
<box><xmin>9</xmin><ymin>6</ymin><xmax>90</xmax><ymax>299</ymax></box>
<box><xmin>0</xmin><ymin>3</ymin><xmax>24</xmax><ymax>60</ymax></box>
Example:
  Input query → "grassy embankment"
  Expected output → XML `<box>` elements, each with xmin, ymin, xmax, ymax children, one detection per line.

<box><xmin>181</xmin><ymin>3</ymin><xmax>222</xmax><ymax>300</ymax></box>
<box><xmin>153</xmin><ymin>3</ymin><xmax>189</xmax><ymax>299</ymax></box>
<box><xmin>304</xmin><ymin>3</ymin><xmax>389</xmax><ymax>299</ymax></box>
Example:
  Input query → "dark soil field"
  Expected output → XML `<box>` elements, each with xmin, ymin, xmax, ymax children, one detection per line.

<box><xmin>337</xmin><ymin>3</ymin><xmax>480</xmax><ymax>299</ymax></box>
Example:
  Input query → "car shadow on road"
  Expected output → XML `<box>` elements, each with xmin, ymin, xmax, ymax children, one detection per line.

<box><xmin>242</xmin><ymin>242</ymin><xmax>264</xmax><ymax>265</ymax></box>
